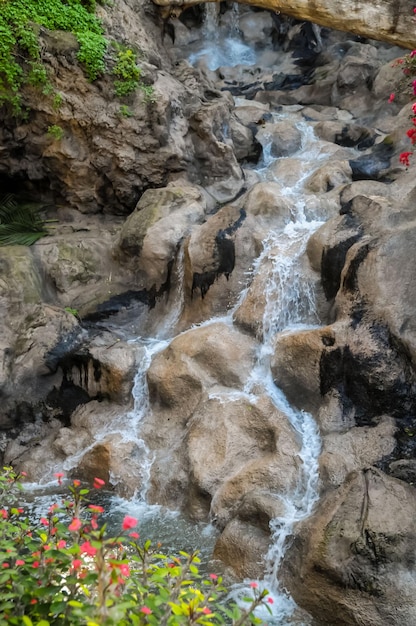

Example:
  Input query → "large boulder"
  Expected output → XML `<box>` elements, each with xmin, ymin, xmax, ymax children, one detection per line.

<box><xmin>282</xmin><ymin>469</ymin><xmax>416</xmax><ymax>625</ymax></box>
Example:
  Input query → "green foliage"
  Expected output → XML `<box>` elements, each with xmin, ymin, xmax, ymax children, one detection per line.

<box><xmin>47</xmin><ymin>124</ymin><xmax>64</xmax><ymax>140</ymax></box>
<box><xmin>113</xmin><ymin>47</ymin><xmax>141</xmax><ymax>98</ymax></box>
<box><xmin>118</xmin><ymin>104</ymin><xmax>133</xmax><ymax>118</ymax></box>
<box><xmin>64</xmin><ymin>306</ymin><xmax>79</xmax><ymax>317</ymax></box>
<box><xmin>0</xmin><ymin>0</ymin><xmax>106</xmax><ymax>112</ymax></box>
<box><xmin>0</xmin><ymin>194</ymin><xmax>49</xmax><ymax>246</ymax></box>
<box><xmin>0</xmin><ymin>468</ymin><xmax>274</xmax><ymax>625</ymax></box>
<box><xmin>0</xmin><ymin>0</ymin><xmax>153</xmax><ymax>115</ymax></box>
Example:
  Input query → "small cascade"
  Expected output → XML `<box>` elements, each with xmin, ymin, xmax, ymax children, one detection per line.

<box><xmin>202</xmin><ymin>2</ymin><xmax>220</xmax><ymax>42</ymax></box>
<box><xmin>188</xmin><ymin>2</ymin><xmax>256</xmax><ymax>70</ymax></box>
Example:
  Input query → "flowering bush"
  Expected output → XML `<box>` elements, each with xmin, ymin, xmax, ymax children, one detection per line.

<box><xmin>0</xmin><ymin>467</ymin><xmax>273</xmax><ymax>625</ymax></box>
<box><xmin>390</xmin><ymin>8</ymin><xmax>416</xmax><ymax>167</ymax></box>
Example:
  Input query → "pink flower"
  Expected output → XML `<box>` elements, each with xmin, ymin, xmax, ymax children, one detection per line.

<box><xmin>68</xmin><ymin>517</ymin><xmax>82</xmax><ymax>532</ymax></box>
<box><xmin>0</xmin><ymin>510</ymin><xmax>8</xmax><ymax>519</ymax></box>
<box><xmin>40</xmin><ymin>518</ymin><xmax>49</xmax><ymax>526</ymax></box>
<box><xmin>119</xmin><ymin>563</ymin><xmax>130</xmax><ymax>577</ymax></box>
<box><xmin>412</xmin><ymin>80</ymin><xmax>416</xmax><ymax>96</ymax></box>
<box><xmin>80</xmin><ymin>541</ymin><xmax>97</xmax><ymax>557</ymax></box>
<box><xmin>20</xmin><ymin>471</ymin><xmax>27</xmax><ymax>477</ymax></box>
<box><xmin>267</xmin><ymin>596</ymin><xmax>274</xmax><ymax>604</ymax></box>
<box><xmin>122</xmin><ymin>515</ymin><xmax>137</xmax><ymax>531</ymax></box>
<box><xmin>16</xmin><ymin>560</ymin><xmax>25</xmax><ymax>566</ymax></box>
<box><xmin>54</xmin><ymin>472</ymin><xmax>64</xmax><ymax>486</ymax></box>
<box><xmin>73</xmin><ymin>479</ymin><xmax>81</xmax><ymax>488</ymax></box>
<box><xmin>388</xmin><ymin>92</ymin><xmax>395</xmax><ymax>103</ymax></box>
<box><xmin>91</xmin><ymin>517</ymin><xmax>98</xmax><ymax>530</ymax></box>
<box><xmin>140</xmin><ymin>607</ymin><xmax>152</xmax><ymax>615</ymax></box>
<box><xmin>209</xmin><ymin>573</ymin><xmax>218</xmax><ymax>580</ymax></box>
<box><xmin>72</xmin><ymin>559</ymin><xmax>82</xmax><ymax>570</ymax></box>
<box><xmin>249</xmin><ymin>582</ymin><xmax>258</xmax><ymax>588</ymax></box>
<box><xmin>32</xmin><ymin>561</ymin><xmax>40</xmax><ymax>569</ymax></box>
<box><xmin>57</xmin><ymin>540</ymin><xmax>66</xmax><ymax>549</ymax></box>
<box><xmin>2</xmin><ymin>563</ymin><xmax>9</xmax><ymax>568</ymax></box>
<box><xmin>412</xmin><ymin>102</ymin><xmax>416</xmax><ymax>114</ymax></box>
<box><xmin>93</xmin><ymin>477</ymin><xmax>105</xmax><ymax>489</ymax></box>
<box><xmin>129</xmin><ymin>531</ymin><xmax>140</xmax><ymax>539</ymax></box>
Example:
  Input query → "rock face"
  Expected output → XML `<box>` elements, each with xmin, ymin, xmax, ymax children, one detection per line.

<box><xmin>153</xmin><ymin>0</ymin><xmax>416</xmax><ymax>49</ymax></box>
<box><xmin>2</xmin><ymin>4</ymin><xmax>416</xmax><ymax>624</ymax></box>
<box><xmin>282</xmin><ymin>469</ymin><xmax>416</xmax><ymax>626</ymax></box>
<box><xmin>0</xmin><ymin>0</ymin><xmax>243</xmax><ymax>214</ymax></box>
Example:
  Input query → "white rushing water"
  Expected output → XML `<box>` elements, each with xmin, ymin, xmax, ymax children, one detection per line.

<box><xmin>23</xmin><ymin>10</ymin><xmax>363</xmax><ymax>624</ymax></box>
<box><xmin>188</xmin><ymin>2</ymin><xmax>256</xmax><ymax>70</ymax></box>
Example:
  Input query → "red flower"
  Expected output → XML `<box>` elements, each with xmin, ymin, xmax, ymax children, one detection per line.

<box><xmin>412</xmin><ymin>103</ymin><xmax>416</xmax><ymax>114</ymax></box>
<box><xmin>388</xmin><ymin>92</ymin><xmax>395</xmax><ymax>103</ymax></box>
<box><xmin>201</xmin><ymin>607</ymin><xmax>213</xmax><ymax>615</ymax></box>
<box><xmin>72</xmin><ymin>558</ymin><xmax>82</xmax><ymax>570</ymax></box>
<box><xmin>406</xmin><ymin>128</ymin><xmax>416</xmax><ymax>143</ymax></box>
<box><xmin>2</xmin><ymin>563</ymin><xmax>9</xmax><ymax>568</ymax></box>
<box><xmin>73</xmin><ymin>479</ymin><xmax>81</xmax><ymax>488</ymax></box>
<box><xmin>16</xmin><ymin>560</ymin><xmax>25</xmax><ymax>566</ymax></box>
<box><xmin>68</xmin><ymin>517</ymin><xmax>82</xmax><ymax>532</ymax></box>
<box><xmin>267</xmin><ymin>596</ymin><xmax>274</xmax><ymax>604</ymax></box>
<box><xmin>57</xmin><ymin>540</ymin><xmax>66</xmax><ymax>549</ymax></box>
<box><xmin>88</xmin><ymin>504</ymin><xmax>104</xmax><ymax>514</ymax></box>
<box><xmin>0</xmin><ymin>510</ymin><xmax>8</xmax><ymax>519</ymax></box>
<box><xmin>93</xmin><ymin>477</ymin><xmax>105</xmax><ymax>489</ymax></box>
<box><xmin>249</xmin><ymin>581</ymin><xmax>258</xmax><ymax>588</ymax></box>
<box><xmin>32</xmin><ymin>561</ymin><xmax>40</xmax><ymax>569</ymax></box>
<box><xmin>122</xmin><ymin>515</ymin><xmax>137</xmax><ymax>531</ymax></box>
<box><xmin>30</xmin><ymin>599</ymin><xmax>37</xmax><ymax>605</ymax></box>
<box><xmin>400</xmin><ymin>151</ymin><xmax>413</xmax><ymax>167</ymax></box>
<box><xmin>129</xmin><ymin>531</ymin><xmax>140</xmax><ymax>539</ymax></box>
<box><xmin>40</xmin><ymin>518</ymin><xmax>49</xmax><ymax>526</ymax></box>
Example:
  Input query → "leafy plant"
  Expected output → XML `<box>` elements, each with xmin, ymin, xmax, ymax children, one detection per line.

<box><xmin>113</xmin><ymin>46</ymin><xmax>141</xmax><ymax>98</ymax></box>
<box><xmin>0</xmin><ymin>468</ymin><xmax>274</xmax><ymax>625</ymax></box>
<box><xmin>118</xmin><ymin>104</ymin><xmax>133</xmax><ymax>118</ymax></box>
<box><xmin>0</xmin><ymin>194</ymin><xmax>49</xmax><ymax>246</ymax></box>
<box><xmin>47</xmin><ymin>124</ymin><xmax>64</xmax><ymax>140</ymax></box>
<box><xmin>0</xmin><ymin>0</ymin><xmax>153</xmax><ymax>116</ymax></box>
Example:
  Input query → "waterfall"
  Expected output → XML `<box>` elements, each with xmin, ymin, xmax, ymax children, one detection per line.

<box><xmin>188</xmin><ymin>2</ymin><xmax>256</xmax><ymax>70</ymax></box>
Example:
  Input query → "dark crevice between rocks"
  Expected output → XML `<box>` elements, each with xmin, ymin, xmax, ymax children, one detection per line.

<box><xmin>192</xmin><ymin>208</ymin><xmax>246</xmax><ymax>298</ymax></box>
<box><xmin>321</xmin><ymin>233</ymin><xmax>362</xmax><ymax>300</ymax></box>
<box><xmin>341</xmin><ymin>242</ymin><xmax>371</xmax><ymax>293</ymax></box>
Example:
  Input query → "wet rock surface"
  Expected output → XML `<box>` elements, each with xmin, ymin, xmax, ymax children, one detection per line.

<box><xmin>1</xmin><ymin>4</ymin><xmax>416</xmax><ymax>624</ymax></box>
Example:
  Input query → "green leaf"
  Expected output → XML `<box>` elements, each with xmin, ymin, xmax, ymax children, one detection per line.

<box><xmin>22</xmin><ymin>617</ymin><xmax>33</xmax><ymax>626</ymax></box>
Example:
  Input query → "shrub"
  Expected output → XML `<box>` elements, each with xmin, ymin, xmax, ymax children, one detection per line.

<box><xmin>0</xmin><ymin>468</ymin><xmax>274</xmax><ymax>625</ymax></box>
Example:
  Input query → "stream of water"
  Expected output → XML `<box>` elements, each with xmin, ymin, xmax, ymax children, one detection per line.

<box><xmin>23</xmin><ymin>8</ymin><xmax>363</xmax><ymax>624</ymax></box>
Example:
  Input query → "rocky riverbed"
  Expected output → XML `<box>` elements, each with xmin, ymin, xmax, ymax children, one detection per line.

<box><xmin>1</xmin><ymin>2</ymin><xmax>416</xmax><ymax>623</ymax></box>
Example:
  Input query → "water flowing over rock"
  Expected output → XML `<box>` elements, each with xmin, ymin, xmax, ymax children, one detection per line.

<box><xmin>2</xmin><ymin>2</ymin><xmax>416</xmax><ymax>624</ymax></box>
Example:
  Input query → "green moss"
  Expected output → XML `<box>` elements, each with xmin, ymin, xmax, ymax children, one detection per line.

<box><xmin>0</xmin><ymin>0</ymin><xmax>153</xmax><ymax>115</ymax></box>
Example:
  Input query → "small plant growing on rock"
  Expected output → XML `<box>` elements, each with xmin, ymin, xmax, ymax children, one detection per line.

<box><xmin>47</xmin><ymin>124</ymin><xmax>64</xmax><ymax>141</ymax></box>
<box><xmin>0</xmin><ymin>194</ymin><xmax>49</xmax><ymax>246</ymax></box>
<box><xmin>0</xmin><ymin>467</ymin><xmax>274</xmax><ymax>624</ymax></box>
